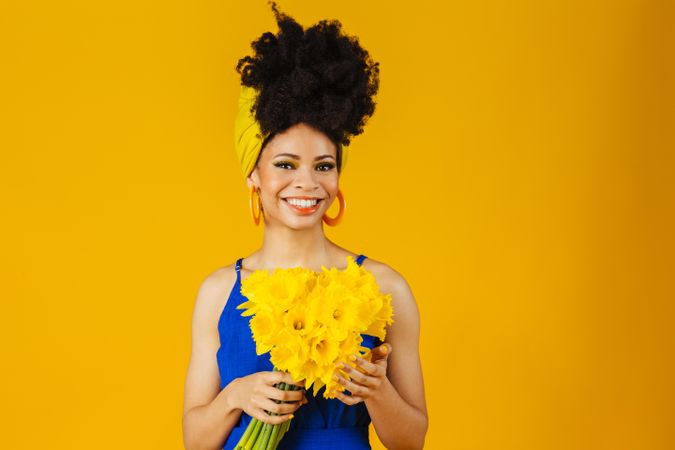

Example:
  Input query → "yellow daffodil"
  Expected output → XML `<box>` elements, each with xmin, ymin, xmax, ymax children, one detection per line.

<box><xmin>235</xmin><ymin>255</ymin><xmax>395</xmax><ymax>449</ymax></box>
<box><xmin>238</xmin><ymin>256</ymin><xmax>394</xmax><ymax>396</ymax></box>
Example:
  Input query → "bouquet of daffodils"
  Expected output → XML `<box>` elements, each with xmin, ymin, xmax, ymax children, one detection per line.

<box><xmin>233</xmin><ymin>255</ymin><xmax>394</xmax><ymax>450</ymax></box>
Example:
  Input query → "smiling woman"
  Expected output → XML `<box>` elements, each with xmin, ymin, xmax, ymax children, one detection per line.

<box><xmin>251</xmin><ymin>122</ymin><xmax>341</xmax><ymax>227</ymax></box>
<box><xmin>182</xmin><ymin>2</ymin><xmax>427</xmax><ymax>450</ymax></box>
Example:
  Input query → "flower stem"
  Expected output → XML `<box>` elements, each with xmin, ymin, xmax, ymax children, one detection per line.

<box><xmin>266</xmin><ymin>391</ymin><xmax>286</xmax><ymax>450</ymax></box>
<box><xmin>251</xmin><ymin>426</ymin><xmax>262</xmax><ymax>450</ymax></box>
<box><xmin>254</xmin><ymin>367</ymin><xmax>300</xmax><ymax>450</ymax></box>
<box><xmin>243</xmin><ymin>419</ymin><xmax>263</xmax><ymax>450</ymax></box>
<box><xmin>278</xmin><ymin>419</ymin><xmax>290</xmax><ymax>444</ymax></box>
<box><xmin>235</xmin><ymin>418</ymin><xmax>258</xmax><ymax>449</ymax></box>
<box><xmin>266</xmin><ymin>422</ymin><xmax>281</xmax><ymax>450</ymax></box>
<box><xmin>268</xmin><ymin>379</ymin><xmax>297</xmax><ymax>450</ymax></box>
<box><xmin>255</xmin><ymin>422</ymin><xmax>272</xmax><ymax>450</ymax></box>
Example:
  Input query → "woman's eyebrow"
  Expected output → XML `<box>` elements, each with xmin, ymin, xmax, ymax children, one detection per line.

<box><xmin>274</xmin><ymin>153</ymin><xmax>335</xmax><ymax>161</ymax></box>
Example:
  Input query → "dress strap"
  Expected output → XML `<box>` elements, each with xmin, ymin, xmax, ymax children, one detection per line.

<box><xmin>355</xmin><ymin>254</ymin><xmax>367</xmax><ymax>266</ymax></box>
<box><xmin>235</xmin><ymin>258</ymin><xmax>243</xmax><ymax>283</ymax></box>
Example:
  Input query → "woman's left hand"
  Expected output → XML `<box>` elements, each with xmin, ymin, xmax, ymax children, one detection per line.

<box><xmin>332</xmin><ymin>343</ymin><xmax>392</xmax><ymax>405</ymax></box>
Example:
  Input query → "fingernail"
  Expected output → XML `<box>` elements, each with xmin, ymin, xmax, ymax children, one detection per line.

<box><xmin>289</xmin><ymin>414</ymin><xmax>294</xmax><ymax>419</ymax></box>
<box><xmin>349</xmin><ymin>354</ymin><xmax>356</xmax><ymax>361</ymax></box>
<box><xmin>380</xmin><ymin>345</ymin><xmax>388</xmax><ymax>354</ymax></box>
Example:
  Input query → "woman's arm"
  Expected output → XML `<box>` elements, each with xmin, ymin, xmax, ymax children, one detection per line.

<box><xmin>366</xmin><ymin>271</ymin><xmax>428</xmax><ymax>450</ymax></box>
<box><xmin>182</xmin><ymin>269</ymin><xmax>243</xmax><ymax>450</ymax></box>
<box><xmin>333</xmin><ymin>264</ymin><xmax>429</xmax><ymax>449</ymax></box>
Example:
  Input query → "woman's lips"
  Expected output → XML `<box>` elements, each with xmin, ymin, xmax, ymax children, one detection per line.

<box><xmin>282</xmin><ymin>198</ymin><xmax>323</xmax><ymax>215</ymax></box>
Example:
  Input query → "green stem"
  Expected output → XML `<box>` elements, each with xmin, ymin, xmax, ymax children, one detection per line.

<box><xmin>251</xmin><ymin>426</ymin><xmax>262</xmax><ymax>450</ymax></box>
<box><xmin>265</xmin><ymin>367</ymin><xmax>301</xmax><ymax>450</ymax></box>
<box><xmin>243</xmin><ymin>419</ymin><xmax>263</xmax><ymax>450</ymax></box>
<box><xmin>266</xmin><ymin>423</ymin><xmax>281</xmax><ymax>450</ymax></box>
<box><xmin>278</xmin><ymin>419</ymin><xmax>290</xmax><ymax>445</ymax></box>
<box><xmin>235</xmin><ymin>418</ymin><xmax>258</xmax><ymax>449</ymax></box>
<box><xmin>269</xmin><ymin>379</ymin><xmax>296</xmax><ymax>450</ymax></box>
<box><xmin>241</xmin><ymin>367</ymin><xmax>295</xmax><ymax>450</ymax></box>
<box><xmin>255</xmin><ymin>423</ymin><xmax>271</xmax><ymax>450</ymax></box>
<box><xmin>265</xmin><ymin>375</ymin><xmax>286</xmax><ymax>450</ymax></box>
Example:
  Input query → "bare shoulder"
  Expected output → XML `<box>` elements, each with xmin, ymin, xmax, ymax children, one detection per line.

<box><xmin>200</xmin><ymin>263</ymin><xmax>236</xmax><ymax>300</ymax></box>
<box><xmin>359</xmin><ymin>256</ymin><xmax>422</xmax><ymax>359</ymax></box>
<box><xmin>193</xmin><ymin>262</ymin><xmax>238</xmax><ymax>326</ymax></box>
<box><xmin>360</xmin><ymin>256</ymin><xmax>414</xmax><ymax>299</ymax></box>
<box><xmin>360</xmin><ymin>256</ymin><xmax>427</xmax><ymax>422</ymax></box>
<box><xmin>183</xmin><ymin>262</ymin><xmax>238</xmax><ymax>417</ymax></box>
<box><xmin>362</xmin><ymin>257</ymin><xmax>420</xmax><ymax>334</ymax></box>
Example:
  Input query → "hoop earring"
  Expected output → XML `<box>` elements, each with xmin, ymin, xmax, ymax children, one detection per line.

<box><xmin>322</xmin><ymin>189</ymin><xmax>346</xmax><ymax>226</ymax></box>
<box><xmin>250</xmin><ymin>186</ymin><xmax>263</xmax><ymax>226</ymax></box>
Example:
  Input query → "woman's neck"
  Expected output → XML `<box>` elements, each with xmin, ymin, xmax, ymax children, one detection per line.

<box><xmin>252</xmin><ymin>223</ymin><xmax>340</xmax><ymax>271</ymax></box>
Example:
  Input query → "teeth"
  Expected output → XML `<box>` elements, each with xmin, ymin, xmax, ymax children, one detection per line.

<box><xmin>286</xmin><ymin>198</ymin><xmax>318</xmax><ymax>208</ymax></box>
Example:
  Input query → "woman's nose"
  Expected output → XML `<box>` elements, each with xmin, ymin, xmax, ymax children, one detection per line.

<box><xmin>294</xmin><ymin>165</ymin><xmax>319</xmax><ymax>189</ymax></box>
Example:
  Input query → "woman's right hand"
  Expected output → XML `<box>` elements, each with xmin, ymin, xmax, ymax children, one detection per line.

<box><xmin>230</xmin><ymin>371</ymin><xmax>308</xmax><ymax>425</ymax></box>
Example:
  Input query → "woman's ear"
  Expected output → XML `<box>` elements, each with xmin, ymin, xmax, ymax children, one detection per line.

<box><xmin>246</xmin><ymin>168</ymin><xmax>260</xmax><ymax>190</ymax></box>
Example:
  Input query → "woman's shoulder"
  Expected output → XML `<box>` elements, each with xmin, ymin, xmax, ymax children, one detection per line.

<box><xmin>359</xmin><ymin>256</ymin><xmax>420</xmax><ymax>337</ymax></box>
<box><xmin>193</xmin><ymin>262</ymin><xmax>239</xmax><ymax>321</ymax></box>
<box><xmin>202</xmin><ymin>262</ymin><xmax>238</xmax><ymax>294</ymax></box>
<box><xmin>359</xmin><ymin>255</ymin><xmax>414</xmax><ymax>300</ymax></box>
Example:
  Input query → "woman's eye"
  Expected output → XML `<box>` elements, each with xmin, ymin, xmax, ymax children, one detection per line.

<box><xmin>274</xmin><ymin>162</ymin><xmax>335</xmax><ymax>171</ymax></box>
<box><xmin>274</xmin><ymin>162</ymin><xmax>294</xmax><ymax>169</ymax></box>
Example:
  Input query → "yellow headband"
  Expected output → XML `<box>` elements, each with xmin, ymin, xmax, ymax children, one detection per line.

<box><xmin>234</xmin><ymin>85</ymin><xmax>349</xmax><ymax>178</ymax></box>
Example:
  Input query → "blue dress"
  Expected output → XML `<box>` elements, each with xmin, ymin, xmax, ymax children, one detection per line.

<box><xmin>217</xmin><ymin>254</ymin><xmax>382</xmax><ymax>450</ymax></box>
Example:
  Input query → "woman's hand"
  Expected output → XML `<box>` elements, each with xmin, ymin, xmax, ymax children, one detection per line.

<box><xmin>231</xmin><ymin>371</ymin><xmax>308</xmax><ymax>425</ymax></box>
<box><xmin>333</xmin><ymin>343</ymin><xmax>392</xmax><ymax>405</ymax></box>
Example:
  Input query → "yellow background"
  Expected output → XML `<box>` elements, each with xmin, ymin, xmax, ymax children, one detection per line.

<box><xmin>2</xmin><ymin>1</ymin><xmax>674</xmax><ymax>449</ymax></box>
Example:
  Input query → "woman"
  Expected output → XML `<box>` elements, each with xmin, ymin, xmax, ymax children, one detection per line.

<box><xmin>182</xmin><ymin>3</ymin><xmax>427</xmax><ymax>449</ymax></box>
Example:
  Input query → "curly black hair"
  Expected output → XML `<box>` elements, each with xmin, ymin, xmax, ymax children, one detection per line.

<box><xmin>236</xmin><ymin>1</ymin><xmax>380</xmax><ymax>172</ymax></box>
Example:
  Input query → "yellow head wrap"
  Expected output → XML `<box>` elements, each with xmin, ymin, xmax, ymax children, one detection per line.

<box><xmin>234</xmin><ymin>85</ymin><xmax>349</xmax><ymax>178</ymax></box>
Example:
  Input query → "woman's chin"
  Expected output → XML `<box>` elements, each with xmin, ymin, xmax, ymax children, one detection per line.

<box><xmin>276</xmin><ymin>199</ymin><xmax>325</xmax><ymax>226</ymax></box>
<box><xmin>278</xmin><ymin>212</ymin><xmax>325</xmax><ymax>229</ymax></box>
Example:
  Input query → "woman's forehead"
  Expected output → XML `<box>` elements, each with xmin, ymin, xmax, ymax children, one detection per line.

<box><xmin>264</xmin><ymin>124</ymin><xmax>337</xmax><ymax>158</ymax></box>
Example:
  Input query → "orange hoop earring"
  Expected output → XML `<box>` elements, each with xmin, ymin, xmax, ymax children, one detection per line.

<box><xmin>322</xmin><ymin>189</ymin><xmax>346</xmax><ymax>226</ymax></box>
<box><xmin>249</xmin><ymin>186</ymin><xmax>263</xmax><ymax>226</ymax></box>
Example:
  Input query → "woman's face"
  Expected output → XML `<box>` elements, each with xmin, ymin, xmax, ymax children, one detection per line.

<box><xmin>248</xmin><ymin>122</ymin><xmax>339</xmax><ymax>229</ymax></box>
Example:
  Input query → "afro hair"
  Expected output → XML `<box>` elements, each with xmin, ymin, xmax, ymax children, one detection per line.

<box><xmin>235</xmin><ymin>1</ymin><xmax>380</xmax><ymax>171</ymax></box>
